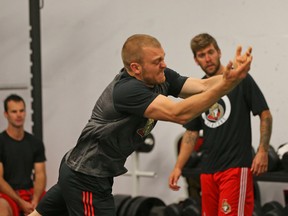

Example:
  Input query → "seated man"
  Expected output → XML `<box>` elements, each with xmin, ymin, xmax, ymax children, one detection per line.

<box><xmin>0</xmin><ymin>94</ymin><xmax>47</xmax><ymax>216</ymax></box>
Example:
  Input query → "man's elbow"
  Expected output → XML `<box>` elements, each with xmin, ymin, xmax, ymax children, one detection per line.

<box><xmin>171</xmin><ymin>112</ymin><xmax>199</xmax><ymax>125</ymax></box>
<box><xmin>263</xmin><ymin>110</ymin><xmax>273</xmax><ymax>124</ymax></box>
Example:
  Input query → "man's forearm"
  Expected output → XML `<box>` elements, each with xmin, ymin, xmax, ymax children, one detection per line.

<box><xmin>0</xmin><ymin>178</ymin><xmax>23</xmax><ymax>205</ymax></box>
<box><xmin>175</xmin><ymin>130</ymin><xmax>198</xmax><ymax>170</ymax></box>
<box><xmin>258</xmin><ymin>110</ymin><xmax>273</xmax><ymax>152</ymax></box>
<box><xmin>33</xmin><ymin>174</ymin><xmax>46</xmax><ymax>201</ymax></box>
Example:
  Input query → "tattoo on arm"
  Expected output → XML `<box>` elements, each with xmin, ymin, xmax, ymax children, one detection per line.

<box><xmin>183</xmin><ymin>131</ymin><xmax>198</xmax><ymax>149</ymax></box>
<box><xmin>259</xmin><ymin>112</ymin><xmax>273</xmax><ymax>152</ymax></box>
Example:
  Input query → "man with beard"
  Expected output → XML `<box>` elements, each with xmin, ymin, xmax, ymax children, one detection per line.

<box><xmin>169</xmin><ymin>33</ymin><xmax>272</xmax><ymax>216</ymax></box>
<box><xmin>29</xmin><ymin>34</ymin><xmax>252</xmax><ymax>216</ymax></box>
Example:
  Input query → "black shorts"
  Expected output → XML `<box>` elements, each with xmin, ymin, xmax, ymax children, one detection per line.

<box><xmin>36</xmin><ymin>161</ymin><xmax>115</xmax><ymax>216</ymax></box>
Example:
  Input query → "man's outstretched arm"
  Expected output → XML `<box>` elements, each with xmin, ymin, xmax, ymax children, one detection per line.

<box><xmin>144</xmin><ymin>46</ymin><xmax>253</xmax><ymax>124</ymax></box>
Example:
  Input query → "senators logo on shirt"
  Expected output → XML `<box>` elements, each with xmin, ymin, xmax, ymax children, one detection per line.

<box><xmin>137</xmin><ymin>118</ymin><xmax>155</xmax><ymax>137</ymax></box>
<box><xmin>202</xmin><ymin>96</ymin><xmax>231</xmax><ymax>128</ymax></box>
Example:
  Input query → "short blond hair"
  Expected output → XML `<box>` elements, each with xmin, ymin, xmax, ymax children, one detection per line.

<box><xmin>121</xmin><ymin>34</ymin><xmax>162</xmax><ymax>71</ymax></box>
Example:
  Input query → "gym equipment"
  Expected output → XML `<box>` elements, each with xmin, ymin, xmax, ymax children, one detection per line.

<box><xmin>164</xmin><ymin>197</ymin><xmax>201</xmax><ymax>216</ymax></box>
<box><xmin>283</xmin><ymin>205</ymin><xmax>288</xmax><ymax>215</ymax></box>
<box><xmin>253</xmin><ymin>201</ymin><xmax>263</xmax><ymax>216</ymax></box>
<box><xmin>135</xmin><ymin>133</ymin><xmax>155</xmax><ymax>153</ymax></box>
<box><xmin>118</xmin><ymin>196</ymin><xmax>139</xmax><ymax>216</ymax></box>
<box><xmin>125</xmin><ymin>134</ymin><xmax>156</xmax><ymax>197</ymax></box>
<box><xmin>164</xmin><ymin>203</ymin><xmax>182</xmax><ymax>216</ymax></box>
<box><xmin>124</xmin><ymin>151</ymin><xmax>156</xmax><ymax>196</ymax></box>
<box><xmin>253</xmin><ymin>180</ymin><xmax>261</xmax><ymax>204</ymax></box>
<box><xmin>114</xmin><ymin>194</ymin><xmax>132</xmax><ymax>216</ymax></box>
<box><xmin>277</xmin><ymin>143</ymin><xmax>288</xmax><ymax>159</ymax></box>
<box><xmin>268</xmin><ymin>145</ymin><xmax>281</xmax><ymax>172</ymax></box>
<box><xmin>126</xmin><ymin>196</ymin><xmax>166</xmax><ymax>216</ymax></box>
<box><xmin>29</xmin><ymin>0</ymin><xmax>44</xmax><ymax>141</ymax></box>
<box><xmin>114</xmin><ymin>195</ymin><xmax>166</xmax><ymax>216</ymax></box>
<box><xmin>149</xmin><ymin>206</ymin><xmax>166</xmax><ymax>216</ymax></box>
<box><xmin>281</xmin><ymin>152</ymin><xmax>288</xmax><ymax>172</ymax></box>
<box><xmin>262</xmin><ymin>201</ymin><xmax>285</xmax><ymax>216</ymax></box>
<box><xmin>181</xmin><ymin>198</ymin><xmax>201</xmax><ymax>216</ymax></box>
<box><xmin>277</xmin><ymin>143</ymin><xmax>288</xmax><ymax>172</ymax></box>
<box><xmin>182</xmin><ymin>204</ymin><xmax>201</xmax><ymax>216</ymax></box>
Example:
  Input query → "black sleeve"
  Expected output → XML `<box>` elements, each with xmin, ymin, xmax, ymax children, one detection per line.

<box><xmin>242</xmin><ymin>74</ymin><xmax>269</xmax><ymax>116</ymax></box>
<box><xmin>114</xmin><ymin>79</ymin><xmax>158</xmax><ymax>117</ymax></box>
<box><xmin>183</xmin><ymin>116</ymin><xmax>202</xmax><ymax>131</ymax></box>
<box><xmin>164</xmin><ymin>68</ymin><xmax>188</xmax><ymax>97</ymax></box>
<box><xmin>34</xmin><ymin>140</ymin><xmax>46</xmax><ymax>162</ymax></box>
<box><xmin>0</xmin><ymin>134</ymin><xmax>3</xmax><ymax>162</ymax></box>
<box><xmin>28</xmin><ymin>134</ymin><xmax>46</xmax><ymax>162</ymax></box>
<box><xmin>114</xmin><ymin>68</ymin><xmax>187</xmax><ymax>117</ymax></box>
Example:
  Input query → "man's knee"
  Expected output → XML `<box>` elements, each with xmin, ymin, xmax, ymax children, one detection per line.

<box><xmin>0</xmin><ymin>198</ymin><xmax>13</xmax><ymax>216</ymax></box>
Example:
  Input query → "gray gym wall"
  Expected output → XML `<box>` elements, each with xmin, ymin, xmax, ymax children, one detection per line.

<box><xmin>1</xmin><ymin>0</ymin><xmax>287</xmax><ymax>206</ymax></box>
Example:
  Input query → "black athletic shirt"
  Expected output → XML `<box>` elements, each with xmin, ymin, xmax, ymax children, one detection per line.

<box><xmin>0</xmin><ymin>131</ymin><xmax>46</xmax><ymax>190</ymax></box>
<box><xmin>184</xmin><ymin>74</ymin><xmax>269</xmax><ymax>173</ymax></box>
<box><xmin>65</xmin><ymin>68</ymin><xmax>188</xmax><ymax>177</ymax></box>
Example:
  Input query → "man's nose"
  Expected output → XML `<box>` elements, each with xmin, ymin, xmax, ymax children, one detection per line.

<box><xmin>160</xmin><ymin>60</ymin><xmax>167</xmax><ymax>68</ymax></box>
<box><xmin>205</xmin><ymin>55</ymin><xmax>211</xmax><ymax>62</ymax></box>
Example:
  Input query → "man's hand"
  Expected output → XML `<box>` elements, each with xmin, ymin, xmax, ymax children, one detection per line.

<box><xmin>168</xmin><ymin>168</ymin><xmax>182</xmax><ymax>191</ymax></box>
<box><xmin>222</xmin><ymin>46</ymin><xmax>253</xmax><ymax>91</ymax></box>
<box><xmin>19</xmin><ymin>199</ymin><xmax>34</xmax><ymax>215</ymax></box>
<box><xmin>233</xmin><ymin>46</ymin><xmax>253</xmax><ymax>70</ymax></box>
<box><xmin>251</xmin><ymin>150</ymin><xmax>268</xmax><ymax>176</ymax></box>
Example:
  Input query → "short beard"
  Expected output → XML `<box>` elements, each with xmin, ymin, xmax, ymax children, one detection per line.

<box><xmin>203</xmin><ymin>60</ymin><xmax>221</xmax><ymax>77</ymax></box>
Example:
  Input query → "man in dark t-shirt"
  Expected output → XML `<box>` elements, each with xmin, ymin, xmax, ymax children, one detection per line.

<box><xmin>0</xmin><ymin>94</ymin><xmax>46</xmax><ymax>216</ymax></box>
<box><xmin>30</xmin><ymin>34</ymin><xmax>253</xmax><ymax>216</ymax></box>
<box><xmin>169</xmin><ymin>33</ymin><xmax>272</xmax><ymax>216</ymax></box>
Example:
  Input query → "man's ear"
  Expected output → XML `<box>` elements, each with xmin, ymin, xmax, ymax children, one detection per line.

<box><xmin>130</xmin><ymin>63</ymin><xmax>141</xmax><ymax>74</ymax></box>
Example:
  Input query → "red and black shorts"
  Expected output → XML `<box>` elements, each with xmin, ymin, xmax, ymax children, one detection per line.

<box><xmin>36</xmin><ymin>162</ymin><xmax>115</xmax><ymax>216</ymax></box>
<box><xmin>0</xmin><ymin>188</ymin><xmax>45</xmax><ymax>216</ymax></box>
<box><xmin>201</xmin><ymin>167</ymin><xmax>254</xmax><ymax>216</ymax></box>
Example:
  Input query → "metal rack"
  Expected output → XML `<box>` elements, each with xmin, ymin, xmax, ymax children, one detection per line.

<box><xmin>124</xmin><ymin>152</ymin><xmax>157</xmax><ymax>197</ymax></box>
